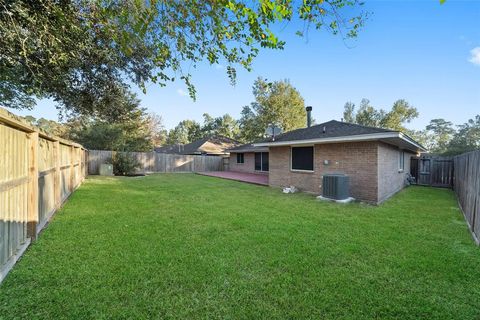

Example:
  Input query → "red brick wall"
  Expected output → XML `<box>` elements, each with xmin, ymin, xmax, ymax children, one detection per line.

<box><xmin>377</xmin><ymin>142</ymin><xmax>414</xmax><ymax>203</ymax></box>
<box><xmin>229</xmin><ymin>152</ymin><xmax>268</xmax><ymax>175</ymax></box>
<box><xmin>269</xmin><ymin>142</ymin><xmax>379</xmax><ymax>203</ymax></box>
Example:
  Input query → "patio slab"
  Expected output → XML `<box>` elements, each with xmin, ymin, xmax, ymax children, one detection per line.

<box><xmin>198</xmin><ymin>171</ymin><xmax>268</xmax><ymax>186</ymax></box>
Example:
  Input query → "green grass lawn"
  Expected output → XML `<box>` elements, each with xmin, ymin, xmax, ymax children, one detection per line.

<box><xmin>1</xmin><ymin>174</ymin><xmax>479</xmax><ymax>319</ymax></box>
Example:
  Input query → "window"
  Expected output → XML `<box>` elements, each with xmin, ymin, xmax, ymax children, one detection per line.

<box><xmin>254</xmin><ymin>152</ymin><xmax>269</xmax><ymax>171</ymax></box>
<box><xmin>236</xmin><ymin>153</ymin><xmax>244</xmax><ymax>164</ymax></box>
<box><xmin>262</xmin><ymin>152</ymin><xmax>269</xmax><ymax>171</ymax></box>
<box><xmin>291</xmin><ymin>146</ymin><xmax>314</xmax><ymax>171</ymax></box>
<box><xmin>399</xmin><ymin>150</ymin><xmax>405</xmax><ymax>171</ymax></box>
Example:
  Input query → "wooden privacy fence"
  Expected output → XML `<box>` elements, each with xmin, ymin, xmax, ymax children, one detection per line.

<box><xmin>454</xmin><ymin>150</ymin><xmax>480</xmax><ymax>244</ymax></box>
<box><xmin>0</xmin><ymin>107</ymin><xmax>87</xmax><ymax>282</ymax></box>
<box><xmin>410</xmin><ymin>156</ymin><xmax>454</xmax><ymax>188</ymax></box>
<box><xmin>88</xmin><ymin>150</ymin><xmax>224</xmax><ymax>175</ymax></box>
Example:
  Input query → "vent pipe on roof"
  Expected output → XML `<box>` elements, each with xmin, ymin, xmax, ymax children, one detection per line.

<box><xmin>306</xmin><ymin>106</ymin><xmax>312</xmax><ymax>128</ymax></box>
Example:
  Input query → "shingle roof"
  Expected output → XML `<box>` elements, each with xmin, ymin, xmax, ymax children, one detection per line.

<box><xmin>254</xmin><ymin>120</ymin><xmax>425</xmax><ymax>152</ymax></box>
<box><xmin>227</xmin><ymin>143</ymin><xmax>268</xmax><ymax>153</ymax></box>
<box><xmin>259</xmin><ymin>120</ymin><xmax>395</xmax><ymax>143</ymax></box>
<box><xmin>155</xmin><ymin>135</ymin><xmax>241</xmax><ymax>155</ymax></box>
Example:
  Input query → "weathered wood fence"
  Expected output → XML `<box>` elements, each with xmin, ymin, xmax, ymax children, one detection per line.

<box><xmin>410</xmin><ymin>155</ymin><xmax>454</xmax><ymax>188</ymax></box>
<box><xmin>454</xmin><ymin>150</ymin><xmax>480</xmax><ymax>244</ymax></box>
<box><xmin>88</xmin><ymin>150</ymin><xmax>224</xmax><ymax>175</ymax></box>
<box><xmin>0</xmin><ymin>107</ymin><xmax>87</xmax><ymax>282</ymax></box>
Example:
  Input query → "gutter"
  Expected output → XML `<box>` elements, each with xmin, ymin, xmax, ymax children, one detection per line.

<box><xmin>227</xmin><ymin>148</ymin><xmax>269</xmax><ymax>153</ymax></box>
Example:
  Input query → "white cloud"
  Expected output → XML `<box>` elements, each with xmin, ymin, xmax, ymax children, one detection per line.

<box><xmin>215</xmin><ymin>64</ymin><xmax>224</xmax><ymax>70</ymax></box>
<box><xmin>176</xmin><ymin>88</ymin><xmax>188</xmax><ymax>97</ymax></box>
<box><xmin>468</xmin><ymin>47</ymin><xmax>480</xmax><ymax>66</ymax></box>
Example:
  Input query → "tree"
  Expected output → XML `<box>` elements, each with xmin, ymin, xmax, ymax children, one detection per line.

<box><xmin>146</xmin><ymin>113</ymin><xmax>168</xmax><ymax>147</ymax></box>
<box><xmin>1</xmin><ymin>1</ymin><xmax>154</xmax><ymax>118</ymax></box>
<box><xmin>239</xmin><ymin>78</ymin><xmax>306</xmax><ymax>142</ymax></box>
<box><xmin>166</xmin><ymin>120</ymin><xmax>202</xmax><ymax>145</ymax></box>
<box><xmin>343</xmin><ymin>102</ymin><xmax>355</xmax><ymax>123</ymax></box>
<box><xmin>68</xmin><ymin>117</ymin><xmax>154</xmax><ymax>152</ymax></box>
<box><xmin>65</xmin><ymin>90</ymin><xmax>157</xmax><ymax>151</ymax></box>
<box><xmin>201</xmin><ymin>113</ymin><xmax>240</xmax><ymax>139</ymax></box>
<box><xmin>445</xmin><ymin>115</ymin><xmax>480</xmax><ymax>155</ymax></box>
<box><xmin>380</xmin><ymin>99</ymin><xmax>419</xmax><ymax>131</ymax></box>
<box><xmin>23</xmin><ymin>116</ymin><xmax>66</xmax><ymax>136</ymax></box>
<box><xmin>342</xmin><ymin>98</ymin><xmax>419</xmax><ymax>132</ymax></box>
<box><xmin>425</xmin><ymin>118</ymin><xmax>455</xmax><ymax>153</ymax></box>
<box><xmin>354</xmin><ymin>99</ymin><xmax>385</xmax><ymax>128</ymax></box>
<box><xmin>238</xmin><ymin>106</ymin><xmax>261</xmax><ymax>143</ymax></box>
<box><xmin>407</xmin><ymin>129</ymin><xmax>434</xmax><ymax>151</ymax></box>
<box><xmin>68</xmin><ymin>122</ymin><xmax>125</xmax><ymax>151</ymax></box>
<box><xmin>1</xmin><ymin>0</ymin><xmax>366</xmax><ymax>115</ymax></box>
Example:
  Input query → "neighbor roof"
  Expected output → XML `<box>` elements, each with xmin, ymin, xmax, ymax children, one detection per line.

<box><xmin>155</xmin><ymin>135</ymin><xmax>241</xmax><ymax>155</ymax></box>
<box><xmin>254</xmin><ymin>120</ymin><xmax>426</xmax><ymax>152</ymax></box>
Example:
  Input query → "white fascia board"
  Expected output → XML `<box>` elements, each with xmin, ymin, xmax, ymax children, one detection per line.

<box><xmin>228</xmin><ymin>149</ymin><xmax>268</xmax><ymax>153</ymax></box>
<box><xmin>254</xmin><ymin>132</ymin><xmax>426</xmax><ymax>152</ymax></box>
<box><xmin>398</xmin><ymin>132</ymin><xmax>427</xmax><ymax>152</ymax></box>
<box><xmin>253</xmin><ymin>132</ymin><xmax>401</xmax><ymax>147</ymax></box>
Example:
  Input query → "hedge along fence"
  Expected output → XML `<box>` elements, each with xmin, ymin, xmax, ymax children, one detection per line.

<box><xmin>454</xmin><ymin>150</ymin><xmax>480</xmax><ymax>245</ymax></box>
<box><xmin>88</xmin><ymin>150</ymin><xmax>224</xmax><ymax>175</ymax></box>
<box><xmin>0</xmin><ymin>107</ymin><xmax>87</xmax><ymax>283</ymax></box>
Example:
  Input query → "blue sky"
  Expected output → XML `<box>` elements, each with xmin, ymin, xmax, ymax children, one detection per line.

<box><xmin>13</xmin><ymin>0</ymin><xmax>480</xmax><ymax>131</ymax></box>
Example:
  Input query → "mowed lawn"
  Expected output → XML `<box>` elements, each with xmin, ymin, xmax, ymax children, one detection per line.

<box><xmin>1</xmin><ymin>174</ymin><xmax>480</xmax><ymax>319</ymax></box>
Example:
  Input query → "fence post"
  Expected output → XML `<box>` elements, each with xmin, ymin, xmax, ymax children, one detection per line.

<box><xmin>53</xmin><ymin>141</ymin><xmax>61</xmax><ymax>209</ymax></box>
<box><xmin>27</xmin><ymin>131</ymin><xmax>39</xmax><ymax>240</ymax></box>
<box><xmin>84</xmin><ymin>150</ymin><xmax>88</xmax><ymax>177</ymax></box>
<box><xmin>69</xmin><ymin>145</ymin><xmax>74</xmax><ymax>192</ymax></box>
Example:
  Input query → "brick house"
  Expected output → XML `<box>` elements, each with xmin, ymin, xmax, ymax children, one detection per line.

<box><xmin>229</xmin><ymin>118</ymin><xmax>425</xmax><ymax>204</ymax></box>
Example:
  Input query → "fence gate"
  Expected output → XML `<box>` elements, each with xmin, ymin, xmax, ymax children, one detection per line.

<box><xmin>410</xmin><ymin>156</ymin><xmax>453</xmax><ymax>188</ymax></box>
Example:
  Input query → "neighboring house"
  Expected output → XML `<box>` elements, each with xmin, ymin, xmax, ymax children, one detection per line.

<box><xmin>228</xmin><ymin>111</ymin><xmax>426</xmax><ymax>204</ymax></box>
<box><xmin>155</xmin><ymin>135</ymin><xmax>241</xmax><ymax>156</ymax></box>
<box><xmin>227</xmin><ymin>143</ymin><xmax>269</xmax><ymax>175</ymax></box>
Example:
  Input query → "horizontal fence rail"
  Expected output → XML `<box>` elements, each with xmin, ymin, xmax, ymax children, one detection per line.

<box><xmin>88</xmin><ymin>150</ymin><xmax>224</xmax><ymax>175</ymax></box>
<box><xmin>0</xmin><ymin>107</ymin><xmax>87</xmax><ymax>283</ymax></box>
<box><xmin>454</xmin><ymin>150</ymin><xmax>480</xmax><ymax>244</ymax></box>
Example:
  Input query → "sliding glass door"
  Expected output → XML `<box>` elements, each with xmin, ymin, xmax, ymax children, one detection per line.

<box><xmin>254</xmin><ymin>152</ymin><xmax>269</xmax><ymax>172</ymax></box>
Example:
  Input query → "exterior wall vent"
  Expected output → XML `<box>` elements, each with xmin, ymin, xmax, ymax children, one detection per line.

<box><xmin>322</xmin><ymin>174</ymin><xmax>349</xmax><ymax>200</ymax></box>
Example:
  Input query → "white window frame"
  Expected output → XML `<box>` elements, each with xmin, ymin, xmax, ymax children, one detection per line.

<box><xmin>290</xmin><ymin>145</ymin><xmax>315</xmax><ymax>173</ymax></box>
<box><xmin>398</xmin><ymin>150</ymin><xmax>405</xmax><ymax>172</ymax></box>
<box><xmin>254</xmin><ymin>152</ymin><xmax>269</xmax><ymax>172</ymax></box>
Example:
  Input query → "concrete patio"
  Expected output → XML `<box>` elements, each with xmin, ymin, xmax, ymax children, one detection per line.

<box><xmin>198</xmin><ymin>171</ymin><xmax>269</xmax><ymax>186</ymax></box>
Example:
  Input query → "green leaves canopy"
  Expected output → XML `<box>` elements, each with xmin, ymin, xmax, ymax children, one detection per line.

<box><xmin>64</xmin><ymin>91</ymin><xmax>160</xmax><ymax>151</ymax></box>
<box><xmin>444</xmin><ymin>115</ymin><xmax>480</xmax><ymax>155</ymax></box>
<box><xmin>342</xmin><ymin>98</ymin><xmax>419</xmax><ymax>132</ymax></box>
<box><xmin>202</xmin><ymin>113</ymin><xmax>240</xmax><ymax>140</ymax></box>
<box><xmin>166</xmin><ymin>120</ymin><xmax>203</xmax><ymax>145</ymax></box>
<box><xmin>1</xmin><ymin>0</ymin><xmax>366</xmax><ymax>116</ymax></box>
<box><xmin>239</xmin><ymin>77</ymin><xmax>306</xmax><ymax>142</ymax></box>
